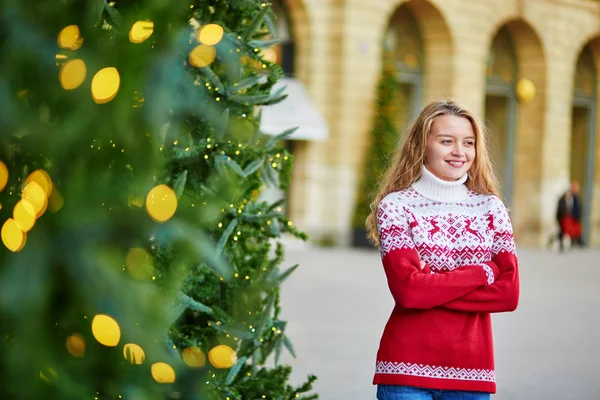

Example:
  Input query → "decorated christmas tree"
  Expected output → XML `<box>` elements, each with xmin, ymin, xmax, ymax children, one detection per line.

<box><xmin>0</xmin><ymin>0</ymin><xmax>315</xmax><ymax>399</ymax></box>
<box><xmin>152</xmin><ymin>1</ymin><xmax>316</xmax><ymax>399</ymax></box>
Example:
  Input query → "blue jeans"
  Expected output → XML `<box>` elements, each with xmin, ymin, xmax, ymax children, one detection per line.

<box><xmin>377</xmin><ymin>385</ymin><xmax>490</xmax><ymax>400</ymax></box>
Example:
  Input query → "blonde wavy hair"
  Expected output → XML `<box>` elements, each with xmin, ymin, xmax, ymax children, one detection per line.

<box><xmin>365</xmin><ymin>99</ymin><xmax>501</xmax><ymax>246</ymax></box>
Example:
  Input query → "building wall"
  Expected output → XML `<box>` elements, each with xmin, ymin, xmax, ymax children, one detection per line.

<box><xmin>284</xmin><ymin>0</ymin><xmax>600</xmax><ymax>247</ymax></box>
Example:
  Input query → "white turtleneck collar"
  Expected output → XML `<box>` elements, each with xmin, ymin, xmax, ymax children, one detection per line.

<box><xmin>411</xmin><ymin>165</ymin><xmax>470</xmax><ymax>203</ymax></box>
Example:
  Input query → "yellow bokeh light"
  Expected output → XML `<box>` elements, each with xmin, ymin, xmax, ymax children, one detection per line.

<box><xmin>66</xmin><ymin>334</ymin><xmax>86</xmax><ymax>357</ymax></box>
<box><xmin>57</xmin><ymin>25</ymin><xmax>83</xmax><ymax>50</ymax></box>
<box><xmin>59</xmin><ymin>59</ymin><xmax>87</xmax><ymax>90</ymax></box>
<box><xmin>91</xmin><ymin>314</ymin><xmax>121</xmax><ymax>347</ymax></box>
<box><xmin>0</xmin><ymin>161</ymin><xmax>8</xmax><ymax>192</ymax></box>
<box><xmin>261</xmin><ymin>49</ymin><xmax>277</xmax><ymax>63</ymax></box>
<box><xmin>26</xmin><ymin>170</ymin><xmax>53</xmax><ymax>198</ymax></box>
<box><xmin>197</xmin><ymin>24</ymin><xmax>224</xmax><ymax>46</ymax></box>
<box><xmin>123</xmin><ymin>343</ymin><xmax>145</xmax><ymax>364</ymax></box>
<box><xmin>208</xmin><ymin>345</ymin><xmax>237</xmax><ymax>369</ymax></box>
<box><xmin>1</xmin><ymin>219</ymin><xmax>26</xmax><ymax>252</ymax></box>
<box><xmin>125</xmin><ymin>247</ymin><xmax>154</xmax><ymax>280</ymax></box>
<box><xmin>49</xmin><ymin>189</ymin><xmax>64</xmax><ymax>213</ymax></box>
<box><xmin>151</xmin><ymin>362</ymin><xmax>176</xmax><ymax>383</ymax></box>
<box><xmin>13</xmin><ymin>200</ymin><xmax>36</xmax><ymax>232</ymax></box>
<box><xmin>145</xmin><ymin>184</ymin><xmax>177</xmax><ymax>223</ymax></box>
<box><xmin>22</xmin><ymin>181</ymin><xmax>48</xmax><ymax>218</ymax></box>
<box><xmin>91</xmin><ymin>67</ymin><xmax>120</xmax><ymax>104</ymax></box>
<box><xmin>189</xmin><ymin>45</ymin><xmax>216</xmax><ymax>68</ymax></box>
<box><xmin>182</xmin><ymin>346</ymin><xmax>206</xmax><ymax>368</ymax></box>
<box><xmin>129</xmin><ymin>20</ymin><xmax>154</xmax><ymax>44</ymax></box>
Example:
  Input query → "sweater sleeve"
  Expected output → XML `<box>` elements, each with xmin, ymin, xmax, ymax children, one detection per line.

<box><xmin>377</xmin><ymin>196</ymin><xmax>500</xmax><ymax>310</ymax></box>
<box><xmin>439</xmin><ymin>197</ymin><xmax>520</xmax><ymax>313</ymax></box>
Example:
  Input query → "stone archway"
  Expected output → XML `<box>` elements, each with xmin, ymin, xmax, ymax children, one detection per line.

<box><xmin>380</xmin><ymin>0</ymin><xmax>453</xmax><ymax>103</ymax></box>
<box><xmin>483</xmin><ymin>19</ymin><xmax>546</xmax><ymax>245</ymax></box>
<box><xmin>277</xmin><ymin>0</ymin><xmax>311</xmax><ymax>84</ymax></box>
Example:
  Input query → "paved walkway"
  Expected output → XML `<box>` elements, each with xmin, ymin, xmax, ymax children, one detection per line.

<box><xmin>278</xmin><ymin>247</ymin><xmax>600</xmax><ymax>399</ymax></box>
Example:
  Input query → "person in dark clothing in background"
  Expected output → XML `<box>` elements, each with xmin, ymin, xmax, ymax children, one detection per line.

<box><xmin>555</xmin><ymin>180</ymin><xmax>583</xmax><ymax>251</ymax></box>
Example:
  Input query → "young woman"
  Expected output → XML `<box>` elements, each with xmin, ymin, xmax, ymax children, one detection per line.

<box><xmin>366</xmin><ymin>100</ymin><xmax>520</xmax><ymax>400</ymax></box>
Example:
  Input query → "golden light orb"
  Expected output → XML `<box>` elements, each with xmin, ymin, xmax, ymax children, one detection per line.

<box><xmin>208</xmin><ymin>345</ymin><xmax>237</xmax><ymax>369</ymax></box>
<box><xmin>123</xmin><ymin>343</ymin><xmax>145</xmax><ymax>364</ymax></box>
<box><xmin>0</xmin><ymin>161</ymin><xmax>8</xmax><ymax>192</ymax></box>
<box><xmin>151</xmin><ymin>362</ymin><xmax>176</xmax><ymax>383</ymax></box>
<box><xmin>48</xmin><ymin>189</ymin><xmax>64</xmax><ymax>213</ymax></box>
<box><xmin>129</xmin><ymin>20</ymin><xmax>154</xmax><ymax>44</ymax></box>
<box><xmin>57</xmin><ymin>25</ymin><xmax>83</xmax><ymax>50</ymax></box>
<box><xmin>22</xmin><ymin>181</ymin><xmax>48</xmax><ymax>218</ymax></box>
<box><xmin>59</xmin><ymin>59</ymin><xmax>87</xmax><ymax>90</ymax></box>
<box><xmin>91</xmin><ymin>67</ymin><xmax>120</xmax><ymax>104</ymax></box>
<box><xmin>261</xmin><ymin>48</ymin><xmax>277</xmax><ymax>63</ymax></box>
<box><xmin>189</xmin><ymin>45</ymin><xmax>216</xmax><ymax>68</ymax></box>
<box><xmin>91</xmin><ymin>314</ymin><xmax>121</xmax><ymax>347</ymax></box>
<box><xmin>197</xmin><ymin>24</ymin><xmax>224</xmax><ymax>46</ymax></box>
<box><xmin>1</xmin><ymin>219</ymin><xmax>26</xmax><ymax>252</ymax></box>
<box><xmin>182</xmin><ymin>346</ymin><xmax>206</xmax><ymax>368</ymax></box>
<box><xmin>125</xmin><ymin>247</ymin><xmax>154</xmax><ymax>280</ymax></box>
<box><xmin>26</xmin><ymin>170</ymin><xmax>53</xmax><ymax>197</ymax></box>
<box><xmin>13</xmin><ymin>200</ymin><xmax>36</xmax><ymax>232</ymax></box>
<box><xmin>66</xmin><ymin>334</ymin><xmax>86</xmax><ymax>357</ymax></box>
<box><xmin>145</xmin><ymin>184</ymin><xmax>177</xmax><ymax>223</ymax></box>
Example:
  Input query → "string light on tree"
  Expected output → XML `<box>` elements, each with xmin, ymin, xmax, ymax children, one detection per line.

<box><xmin>189</xmin><ymin>45</ymin><xmax>216</xmax><ymax>68</ymax></box>
<box><xmin>66</xmin><ymin>334</ymin><xmax>86</xmax><ymax>357</ymax></box>
<box><xmin>197</xmin><ymin>24</ymin><xmax>224</xmax><ymax>45</ymax></box>
<box><xmin>26</xmin><ymin>170</ymin><xmax>53</xmax><ymax>202</ymax></box>
<box><xmin>91</xmin><ymin>314</ymin><xmax>121</xmax><ymax>347</ymax></box>
<box><xmin>48</xmin><ymin>189</ymin><xmax>64</xmax><ymax>213</ymax></box>
<box><xmin>59</xmin><ymin>59</ymin><xmax>87</xmax><ymax>90</ymax></box>
<box><xmin>125</xmin><ymin>247</ymin><xmax>154</xmax><ymax>280</ymax></box>
<box><xmin>182</xmin><ymin>346</ymin><xmax>206</xmax><ymax>367</ymax></box>
<box><xmin>22</xmin><ymin>182</ymin><xmax>47</xmax><ymax>218</ymax></box>
<box><xmin>1</xmin><ymin>219</ymin><xmax>27</xmax><ymax>252</ymax></box>
<box><xmin>208</xmin><ymin>345</ymin><xmax>237</xmax><ymax>369</ymax></box>
<box><xmin>57</xmin><ymin>25</ymin><xmax>83</xmax><ymax>50</ymax></box>
<box><xmin>145</xmin><ymin>184</ymin><xmax>177</xmax><ymax>222</ymax></box>
<box><xmin>261</xmin><ymin>49</ymin><xmax>277</xmax><ymax>63</ymax></box>
<box><xmin>123</xmin><ymin>343</ymin><xmax>145</xmax><ymax>364</ymax></box>
<box><xmin>0</xmin><ymin>162</ymin><xmax>8</xmax><ymax>192</ymax></box>
<box><xmin>91</xmin><ymin>67</ymin><xmax>120</xmax><ymax>104</ymax></box>
<box><xmin>129</xmin><ymin>21</ymin><xmax>154</xmax><ymax>44</ymax></box>
<box><xmin>151</xmin><ymin>362</ymin><xmax>176</xmax><ymax>383</ymax></box>
<box><xmin>13</xmin><ymin>200</ymin><xmax>36</xmax><ymax>232</ymax></box>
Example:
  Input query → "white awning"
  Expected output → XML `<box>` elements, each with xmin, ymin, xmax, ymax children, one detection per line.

<box><xmin>260</xmin><ymin>77</ymin><xmax>329</xmax><ymax>141</ymax></box>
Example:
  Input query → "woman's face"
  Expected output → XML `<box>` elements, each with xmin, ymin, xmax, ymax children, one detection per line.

<box><xmin>425</xmin><ymin>115</ymin><xmax>476</xmax><ymax>181</ymax></box>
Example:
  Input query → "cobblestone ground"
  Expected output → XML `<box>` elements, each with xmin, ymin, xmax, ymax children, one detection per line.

<box><xmin>277</xmin><ymin>246</ymin><xmax>600</xmax><ymax>400</ymax></box>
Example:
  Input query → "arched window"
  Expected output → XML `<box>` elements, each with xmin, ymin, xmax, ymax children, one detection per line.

<box><xmin>384</xmin><ymin>7</ymin><xmax>424</xmax><ymax>128</ymax></box>
<box><xmin>571</xmin><ymin>45</ymin><xmax>597</xmax><ymax>244</ymax></box>
<box><xmin>485</xmin><ymin>26</ymin><xmax>518</xmax><ymax>207</ymax></box>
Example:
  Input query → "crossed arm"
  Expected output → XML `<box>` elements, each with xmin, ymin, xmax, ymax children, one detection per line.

<box><xmin>437</xmin><ymin>250</ymin><xmax>519</xmax><ymax>313</ymax></box>
<box><xmin>377</xmin><ymin>197</ymin><xmax>519</xmax><ymax>314</ymax></box>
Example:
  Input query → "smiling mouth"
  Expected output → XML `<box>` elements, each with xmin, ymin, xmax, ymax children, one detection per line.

<box><xmin>446</xmin><ymin>160</ymin><xmax>465</xmax><ymax>168</ymax></box>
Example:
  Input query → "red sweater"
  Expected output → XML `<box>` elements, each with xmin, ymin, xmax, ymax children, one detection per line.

<box><xmin>373</xmin><ymin>168</ymin><xmax>519</xmax><ymax>393</ymax></box>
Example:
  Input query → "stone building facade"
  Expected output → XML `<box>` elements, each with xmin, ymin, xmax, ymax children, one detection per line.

<box><xmin>267</xmin><ymin>0</ymin><xmax>600</xmax><ymax>248</ymax></box>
